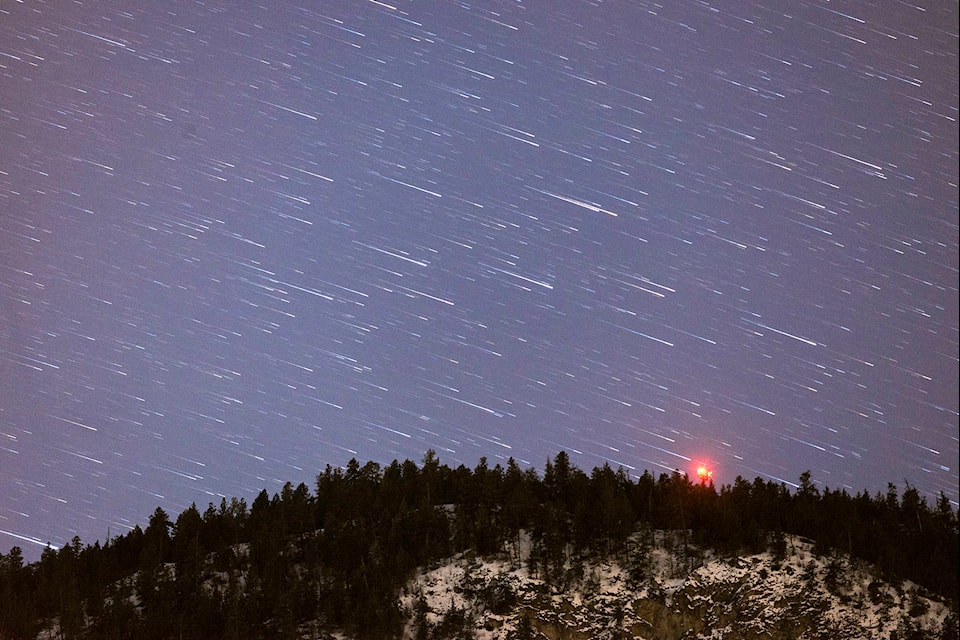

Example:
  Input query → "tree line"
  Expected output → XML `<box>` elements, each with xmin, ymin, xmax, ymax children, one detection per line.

<box><xmin>0</xmin><ymin>451</ymin><xmax>956</xmax><ymax>639</ymax></box>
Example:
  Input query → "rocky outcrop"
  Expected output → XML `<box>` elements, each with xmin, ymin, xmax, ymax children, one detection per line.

<box><xmin>401</xmin><ymin>533</ymin><xmax>957</xmax><ymax>640</ymax></box>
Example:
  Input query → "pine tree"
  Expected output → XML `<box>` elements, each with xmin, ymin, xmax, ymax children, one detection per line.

<box><xmin>0</xmin><ymin>546</ymin><xmax>37</xmax><ymax>638</ymax></box>
<box><xmin>140</xmin><ymin>506</ymin><xmax>172</xmax><ymax>570</ymax></box>
<box><xmin>509</xmin><ymin>614</ymin><xmax>535</xmax><ymax>640</ymax></box>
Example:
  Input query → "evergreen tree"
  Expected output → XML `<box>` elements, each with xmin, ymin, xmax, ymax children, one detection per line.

<box><xmin>509</xmin><ymin>614</ymin><xmax>536</xmax><ymax>640</ymax></box>
<box><xmin>0</xmin><ymin>546</ymin><xmax>37</xmax><ymax>639</ymax></box>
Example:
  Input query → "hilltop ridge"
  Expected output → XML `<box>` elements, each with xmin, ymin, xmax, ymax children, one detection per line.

<box><xmin>1</xmin><ymin>452</ymin><xmax>956</xmax><ymax>639</ymax></box>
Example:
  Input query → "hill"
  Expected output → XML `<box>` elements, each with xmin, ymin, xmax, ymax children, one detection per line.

<box><xmin>1</xmin><ymin>452</ymin><xmax>957</xmax><ymax>639</ymax></box>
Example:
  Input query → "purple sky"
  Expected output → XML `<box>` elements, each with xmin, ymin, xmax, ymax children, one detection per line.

<box><xmin>1</xmin><ymin>0</ymin><xmax>957</xmax><ymax>559</ymax></box>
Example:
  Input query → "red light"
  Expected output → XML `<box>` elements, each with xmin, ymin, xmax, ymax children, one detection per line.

<box><xmin>696</xmin><ymin>465</ymin><xmax>713</xmax><ymax>483</ymax></box>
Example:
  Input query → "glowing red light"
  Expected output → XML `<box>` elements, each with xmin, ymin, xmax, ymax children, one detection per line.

<box><xmin>696</xmin><ymin>465</ymin><xmax>713</xmax><ymax>483</ymax></box>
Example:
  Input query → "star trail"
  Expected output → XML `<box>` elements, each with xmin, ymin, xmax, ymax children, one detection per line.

<box><xmin>1</xmin><ymin>1</ymin><xmax>957</xmax><ymax>558</ymax></box>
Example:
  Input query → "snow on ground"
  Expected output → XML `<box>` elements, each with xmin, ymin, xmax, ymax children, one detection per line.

<box><xmin>397</xmin><ymin>531</ymin><xmax>956</xmax><ymax>640</ymax></box>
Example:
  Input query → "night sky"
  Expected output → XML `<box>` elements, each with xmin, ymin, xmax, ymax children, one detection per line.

<box><xmin>1</xmin><ymin>1</ymin><xmax>957</xmax><ymax>559</ymax></box>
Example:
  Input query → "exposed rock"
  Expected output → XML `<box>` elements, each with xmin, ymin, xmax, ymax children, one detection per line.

<box><xmin>400</xmin><ymin>532</ymin><xmax>956</xmax><ymax>640</ymax></box>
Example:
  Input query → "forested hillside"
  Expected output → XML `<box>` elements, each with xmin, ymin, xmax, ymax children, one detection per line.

<box><xmin>0</xmin><ymin>452</ymin><xmax>956</xmax><ymax>639</ymax></box>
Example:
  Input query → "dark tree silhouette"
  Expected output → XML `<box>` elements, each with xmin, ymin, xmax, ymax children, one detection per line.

<box><xmin>0</xmin><ymin>453</ymin><xmax>955</xmax><ymax>639</ymax></box>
